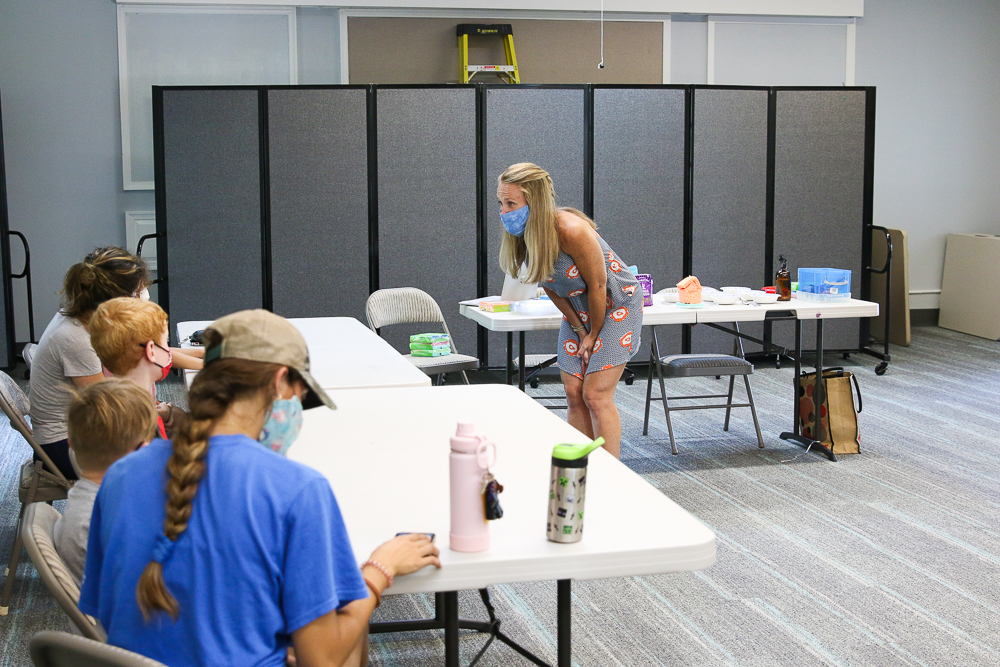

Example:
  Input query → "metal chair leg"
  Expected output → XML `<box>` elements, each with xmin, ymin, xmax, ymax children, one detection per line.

<box><xmin>1</xmin><ymin>467</ymin><xmax>40</xmax><ymax>615</ymax></box>
<box><xmin>643</xmin><ymin>354</ymin><xmax>655</xmax><ymax>436</ymax></box>
<box><xmin>0</xmin><ymin>505</ymin><xmax>26</xmax><ymax>615</ymax></box>
<box><xmin>461</xmin><ymin>370</ymin><xmax>470</xmax><ymax>385</ymax></box>
<box><xmin>744</xmin><ymin>375</ymin><xmax>765</xmax><ymax>448</ymax></box>
<box><xmin>723</xmin><ymin>375</ymin><xmax>736</xmax><ymax>431</ymax></box>
<box><xmin>654</xmin><ymin>357</ymin><xmax>677</xmax><ymax>456</ymax></box>
<box><xmin>643</xmin><ymin>329</ymin><xmax>662</xmax><ymax>436</ymax></box>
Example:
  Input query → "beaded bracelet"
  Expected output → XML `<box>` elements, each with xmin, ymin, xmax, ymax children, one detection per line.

<box><xmin>361</xmin><ymin>559</ymin><xmax>394</xmax><ymax>588</ymax></box>
<box><xmin>363</xmin><ymin>577</ymin><xmax>383</xmax><ymax>608</ymax></box>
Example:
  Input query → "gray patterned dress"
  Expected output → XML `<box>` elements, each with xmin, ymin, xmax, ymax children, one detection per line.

<box><xmin>544</xmin><ymin>235</ymin><xmax>643</xmax><ymax>378</ymax></box>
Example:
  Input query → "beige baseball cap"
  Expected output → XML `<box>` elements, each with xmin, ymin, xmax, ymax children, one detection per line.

<box><xmin>202</xmin><ymin>310</ymin><xmax>335</xmax><ymax>410</ymax></box>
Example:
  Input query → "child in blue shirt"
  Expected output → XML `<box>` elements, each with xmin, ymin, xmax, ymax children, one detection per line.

<box><xmin>79</xmin><ymin>310</ymin><xmax>440</xmax><ymax>666</ymax></box>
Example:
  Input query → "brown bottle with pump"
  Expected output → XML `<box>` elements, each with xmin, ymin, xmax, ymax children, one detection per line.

<box><xmin>775</xmin><ymin>255</ymin><xmax>791</xmax><ymax>301</ymax></box>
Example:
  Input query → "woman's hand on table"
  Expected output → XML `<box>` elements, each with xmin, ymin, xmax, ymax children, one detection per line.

<box><xmin>366</xmin><ymin>534</ymin><xmax>441</xmax><ymax>591</ymax></box>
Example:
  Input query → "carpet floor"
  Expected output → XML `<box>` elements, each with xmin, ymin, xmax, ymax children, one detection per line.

<box><xmin>2</xmin><ymin>326</ymin><xmax>999</xmax><ymax>666</ymax></box>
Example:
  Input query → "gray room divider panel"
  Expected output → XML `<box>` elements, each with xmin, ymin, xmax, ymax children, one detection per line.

<box><xmin>691</xmin><ymin>88</ymin><xmax>769</xmax><ymax>354</ymax></box>
<box><xmin>594</xmin><ymin>87</ymin><xmax>686</xmax><ymax>362</ymax></box>
<box><xmin>485</xmin><ymin>86</ymin><xmax>585</xmax><ymax>367</ymax></box>
<box><xmin>771</xmin><ymin>89</ymin><xmax>868</xmax><ymax>352</ymax></box>
<box><xmin>161</xmin><ymin>89</ymin><xmax>263</xmax><ymax>338</ymax></box>
<box><xmin>268</xmin><ymin>88</ymin><xmax>369</xmax><ymax>321</ymax></box>
<box><xmin>376</xmin><ymin>87</ymin><xmax>478</xmax><ymax>356</ymax></box>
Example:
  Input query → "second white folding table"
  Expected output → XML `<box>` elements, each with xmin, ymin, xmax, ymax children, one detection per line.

<box><xmin>176</xmin><ymin>316</ymin><xmax>432</xmax><ymax>391</ymax></box>
<box><xmin>460</xmin><ymin>297</ymin><xmax>880</xmax><ymax>461</ymax></box>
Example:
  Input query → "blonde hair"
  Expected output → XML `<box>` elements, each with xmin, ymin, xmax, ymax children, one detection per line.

<box><xmin>61</xmin><ymin>247</ymin><xmax>150</xmax><ymax>322</ymax></box>
<box><xmin>135</xmin><ymin>328</ymin><xmax>303</xmax><ymax>622</ymax></box>
<box><xmin>90</xmin><ymin>298</ymin><xmax>169</xmax><ymax>376</ymax></box>
<box><xmin>497</xmin><ymin>163</ymin><xmax>596</xmax><ymax>284</ymax></box>
<box><xmin>67</xmin><ymin>379</ymin><xmax>157</xmax><ymax>474</ymax></box>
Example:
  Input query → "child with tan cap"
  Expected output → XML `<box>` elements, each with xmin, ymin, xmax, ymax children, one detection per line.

<box><xmin>54</xmin><ymin>379</ymin><xmax>157</xmax><ymax>584</ymax></box>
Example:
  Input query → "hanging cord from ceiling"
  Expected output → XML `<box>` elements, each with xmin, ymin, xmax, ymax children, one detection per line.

<box><xmin>598</xmin><ymin>0</ymin><xmax>605</xmax><ymax>68</ymax></box>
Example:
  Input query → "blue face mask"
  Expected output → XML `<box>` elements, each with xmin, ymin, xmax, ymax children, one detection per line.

<box><xmin>258</xmin><ymin>396</ymin><xmax>303</xmax><ymax>456</ymax></box>
<box><xmin>500</xmin><ymin>204</ymin><xmax>530</xmax><ymax>237</ymax></box>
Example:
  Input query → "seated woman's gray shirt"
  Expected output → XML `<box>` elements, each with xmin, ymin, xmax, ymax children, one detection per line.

<box><xmin>29</xmin><ymin>313</ymin><xmax>103</xmax><ymax>444</ymax></box>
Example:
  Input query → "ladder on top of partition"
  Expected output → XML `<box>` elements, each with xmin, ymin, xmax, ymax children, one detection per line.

<box><xmin>457</xmin><ymin>24</ymin><xmax>520</xmax><ymax>84</ymax></box>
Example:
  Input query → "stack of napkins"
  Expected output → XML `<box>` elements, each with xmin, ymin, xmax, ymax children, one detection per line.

<box><xmin>410</xmin><ymin>333</ymin><xmax>452</xmax><ymax>357</ymax></box>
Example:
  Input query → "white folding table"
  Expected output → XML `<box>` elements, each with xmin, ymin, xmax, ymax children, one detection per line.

<box><xmin>460</xmin><ymin>297</ymin><xmax>880</xmax><ymax>461</ymax></box>
<box><xmin>176</xmin><ymin>317</ymin><xmax>432</xmax><ymax>390</ymax></box>
<box><xmin>290</xmin><ymin>384</ymin><xmax>716</xmax><ymax>667</ymax></box>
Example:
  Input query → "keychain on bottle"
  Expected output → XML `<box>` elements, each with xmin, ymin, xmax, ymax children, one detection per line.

<box><xmin>482</xmin><ymin>469</ymin><xmax>504</xmax><ymax>520</ymax></box>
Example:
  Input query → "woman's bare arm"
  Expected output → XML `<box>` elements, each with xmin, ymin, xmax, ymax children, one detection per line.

<box><xmin>170</xmin><ymin>348</ymin><xmax>204</xmax><ymax>371</ymax></box>
<box><xmin>71</xmin><ymin>373</ymin><xmax>105</xmax><ymax>389</ymax></box>
<box><xmin>293</xmin><ymin>534</ymin><xmax>440</xmax><ymax>667</ymax></box>
<box><xmin>557</xmin><ymin>213</ymin><xmax>608</xmax><ymax>369</ymax></box>
<box><xmin>542</xmin><ymin>287</ymin><xmax>586</xmax><ymax>330</ymax></box>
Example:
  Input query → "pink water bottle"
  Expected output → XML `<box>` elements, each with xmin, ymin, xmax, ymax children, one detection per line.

<box><xmin>449</xmin><ymin>421</ymin><xmax>496</xmax><ymax>552</ymax></box>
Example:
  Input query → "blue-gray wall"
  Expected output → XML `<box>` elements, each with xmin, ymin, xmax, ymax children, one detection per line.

<box><xmin>0</xmin><ymin>0</ymin><xmax>146</xmax><ymax>342</ymax></box>
<box><xmin>1</xmin><ymin>0</ymin><xmax>998</xmax><ymax>342</ymax></box>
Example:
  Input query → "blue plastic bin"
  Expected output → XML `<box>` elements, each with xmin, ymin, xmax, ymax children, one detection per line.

<box><xmin>797</xmin><ymin>268</ymin><xmax>851</xmax><ymax>301</ymax></box>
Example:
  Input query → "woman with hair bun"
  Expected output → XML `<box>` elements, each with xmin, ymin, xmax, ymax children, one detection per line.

<box><xmin>497</xmin><ymin>163</ymin><xmax>643</xmax><ymax>459</ymax></box>
<box><xmin>29</xmin><ymin>247</ymin><xmax>151</xmax><ymax>479</ymax></box>
<box><xmin>79</xmin><ymin>310</ymin><xmax>439</xmax><ymax>666</ymax></box>
<box><xmin>30</xmin><ymin>247</ymin><xmax>204</xmax><ymax>479</ymax></box>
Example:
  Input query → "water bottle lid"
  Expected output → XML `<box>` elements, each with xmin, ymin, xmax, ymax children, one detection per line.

<box><xmin>552</xmin><ymin>438</ymin><xmax>604</xmax><ymax>461</ymax></box>
<box><xmin>452</xmin><ymin>421</ymin><xmax>483</xmax><ymax>453</ymax></box>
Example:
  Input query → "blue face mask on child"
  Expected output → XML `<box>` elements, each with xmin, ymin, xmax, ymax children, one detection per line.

<box><xmin>500</xmin><ymin>204</ymin><xmax>530</xmax><ymax>237</ymax></box>
<box><xmin>258</xmin><ymin>396</ymin><xmax>304</xmax><ymax>456</ymax></box>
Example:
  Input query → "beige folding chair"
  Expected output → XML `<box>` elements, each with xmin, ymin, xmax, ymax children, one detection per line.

<box><xmin>29</xmin><ymin>631</ymin><xmax>167</xmax><ymax>667</ymax></box>
<box><xmin>365</xmin><ymin>288</ymin><xmax>479</xmax><ymax>385</ymax></box>
<box><xmin>22</xmin><ymin>504</ymin><xmax>106</xmax><ymax>641</ymax></box>
<box><xmin>0</xmin><ymin>371</ymin><xmax>72</xmax><ymax>615</ymax></box>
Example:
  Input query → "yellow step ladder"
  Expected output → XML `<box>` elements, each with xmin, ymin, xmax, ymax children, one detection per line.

<box><xmin>457</xmin><ymin>24</ymin><xmax>520</xmax><ymax>84</ymax></box>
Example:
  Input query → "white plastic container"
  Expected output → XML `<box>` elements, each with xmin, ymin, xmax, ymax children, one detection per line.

<box><xmin>511</xmin><ymin>299</ymin><xmax>561</xmax><ymax>315</ymax></box>
<box><xmin>749</xmin><ymin>290</ymin><xmax>779</xmax><ymax>304</ymax></box>
<box><xmin>712</xmin><ymin>292</ymin><xmax>739</xmax><ymax>305</ymax></box>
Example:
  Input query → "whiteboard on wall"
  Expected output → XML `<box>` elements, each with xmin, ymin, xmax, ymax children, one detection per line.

<box><xmin>118</xmin><ymin>4</ymin><xmax>297</xmax><ymax>190</ymax></box>
<box><xmin>710</xmin><ymin>17</ymin><xmax>853</xmax><ymax>86</ymax></box>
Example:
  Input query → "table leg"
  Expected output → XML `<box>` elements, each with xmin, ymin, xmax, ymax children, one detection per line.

<box><xmin>793</xmin><ymin>319</ymin><xmax>802</xmax><ymax>435</ymax></box>
<box><xmin>558</xmin><ymin>579</ymin><xmax>571</xmax><ymax>667</ymax></box>
<box><xmin>814</xmin><ymin>319</ymin><xmax>825</xmax><ymax>448</ymax></box>
<box><xmin>519</xmin><ymin>332</ymin><xmax>526</xmax><ymax>392</ymax></box>
<box><xmin>780</xmin><ymin>319</ymin><xmax>837</xmax><ymax>461</ymax></box>
<box><xmin>506</xmin><ymin>332</ymin><xmax>514</xmax><ymax>386</ymax></box>
<box><xmin>444</xmin><ymin>591</ymin><xmax>459</xmax><ymax>667</ymax></box>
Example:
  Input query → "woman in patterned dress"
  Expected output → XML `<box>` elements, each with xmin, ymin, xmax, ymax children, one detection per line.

<box><xmin>498</xmin><ymin>163</ymin><xmax>643</xmax><ymax>459</ymax></box>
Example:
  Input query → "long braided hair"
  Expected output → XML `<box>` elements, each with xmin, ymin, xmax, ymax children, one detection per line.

<box><xmin>61</xmin><ymin>247</ymin><xmax>150</xmax><ymax>322</ymax></box>
<box><xmin>135</xmin><ymin>328</ymin><xmax>296</xmax><ymax>621</ymax></box>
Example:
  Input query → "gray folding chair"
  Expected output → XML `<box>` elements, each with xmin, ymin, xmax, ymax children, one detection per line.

<box><xmin>365</xmin><ymin>288</ymin><xmax>479</xmax><ymax>385</ymax></box>
<box><xmin>0</xmin><ymin>371</ymin><xmax>72</xmax><ymax>615</ymax></box>
<box><xmin>642</xmin><ymin>324</ymin><xmax>765</xmax><ymax>454</ymax></box>
<box><xmin>22</xmin><ymin>504</ymin><xmax>106</xmax><ymax>641</ymax></box>
<box><xmin>30</xmin><ymin>631</ymin><xmax>167</xmax><ymax>667</ymax></box>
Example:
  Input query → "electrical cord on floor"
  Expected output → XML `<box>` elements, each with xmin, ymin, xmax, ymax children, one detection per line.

<box><xmin>780</xmin><ymin>440</ymin><xmax>815</xmax><ymax>463</ymax></box>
